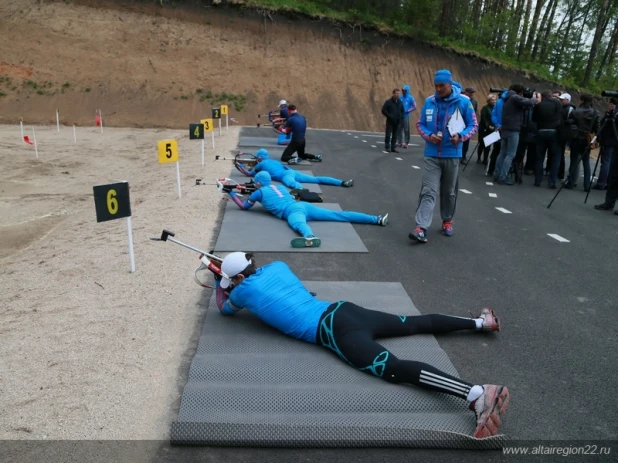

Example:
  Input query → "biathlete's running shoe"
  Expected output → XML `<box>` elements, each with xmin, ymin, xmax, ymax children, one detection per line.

<box><xmin>291</xmin><ymin>236</ymin><xmax>321</xmax><ymax>248</ymax></box>
<box><xmin>476</xmin><ymin>307</ymin><xmax>501</xmax><ymax>332</ymax></box>
<box><xmin>470</xmin><ymin>384</ymin><xmax>510</xmax><ymax>438</ymax></box>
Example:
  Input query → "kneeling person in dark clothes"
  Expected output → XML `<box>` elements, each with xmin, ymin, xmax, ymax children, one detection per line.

<box><xmin>279</xmin><ymin>105</ymin><xmax>322</xmax><ymax>164</ymax></box>
<box><xmin>214</xmin><ymin>252</ymin><xmax>510</xmax><ymax>439</ymax></box>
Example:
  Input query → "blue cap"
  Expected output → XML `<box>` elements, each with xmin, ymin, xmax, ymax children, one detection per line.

<box><xmin>256</xmin><ymin>148</ymin><xmax>269</xmax><ymax>159</ymax></box>
<box><xmin>254</xmin><ymin>171</ymin><xmax>271</xmax><ymax>186</ymax></box>
<box><xmin>434</xmin><ymin>69</ymin><xmax>453</xmax><ymax>85</ymax></box>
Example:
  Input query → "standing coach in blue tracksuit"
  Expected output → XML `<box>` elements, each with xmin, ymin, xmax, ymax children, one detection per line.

<box><xmin>397</xmin><ymin>84</ymin><xmax>417</xmax><ymax>149</ymax></box>
<box><xmin>410</xmin><ymin>69</ymin><xmax>478</xmax><ymax>243</ymax></box>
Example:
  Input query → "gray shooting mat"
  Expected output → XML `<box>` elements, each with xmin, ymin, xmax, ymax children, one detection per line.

<box><xmin>213</xmin><ymin>202</ymin><xmax>368</xmax><ymax>253</ymax></box>
<box><xmin>227</xmin><ymin>169</ymin><xmax>323</xmax><ymax>193</ymax></box>
<box><xmin>171</xmin><ymin>281</ymin><xmax>506</xmax><ymax>448</ymax></box>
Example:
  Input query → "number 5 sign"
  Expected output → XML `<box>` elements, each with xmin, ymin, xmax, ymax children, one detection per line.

<box><xmin>157</xmin><ymin>139</ymin><xmax>182</xmax><ymax>198</ymax></box>
<box><xmin>93</xmin><ymin>182</ymin><xmax>135</xmax><ymax>273</ymax></box>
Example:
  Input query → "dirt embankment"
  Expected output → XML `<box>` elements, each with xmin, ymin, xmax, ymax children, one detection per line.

<box><xmin>0</xmin><ymin>0</ymin><xmax>559</xmax><ymax>132</ymax></box>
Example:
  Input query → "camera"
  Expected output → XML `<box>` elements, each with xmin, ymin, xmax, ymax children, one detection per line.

<box><xmin>523</xmin><ymin>88</ymin><xmax>535</xmax><ymax>98</ymax></box>
<box><xmin>602</xmin><ymin>90</ymin><xmax>618</xmax><ymax>98</ymax></box>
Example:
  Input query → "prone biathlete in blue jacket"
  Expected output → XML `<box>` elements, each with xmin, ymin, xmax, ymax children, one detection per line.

<box><xmin>236</xmin><ymin>149</ymin><xmax>353</xmax><ymax>189</ymax></box>
<box><xmin>227</xmin><ymin>171</ymin><xmax>387</xmax><ymax>248</ymax></box>
<box><xmin>212</xmin><ymin>252</ymin><xmax>510</xmax><ymax>439</ymax></box>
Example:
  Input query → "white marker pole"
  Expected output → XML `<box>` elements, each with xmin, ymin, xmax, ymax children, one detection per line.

<box><xmin>201</xmin><ymin>139</ymin><xmax>205</xmax><ymax>167</ymax></box>
<box><xmin>32</xmin><ymin>128</ymin><xmax>39</xmax><ymax>159</ymax></box>
<box><xmin>73</xmin><ymin>125</ymin><xmax>77</xmax><ymax>143</ymax></box>
<box><xmin>20</xmin><ymin>120</ymin><xmax>24</xmax><ymax>140</ymax></box>
<box><xmin>126</xmin><ymin>216</ymin><xmax>136</xmax><ymax>273</ymax></box>
<box><xmin>176</xmin><ymin>161</ymin><xmax>182</xmax><ymax>199</ymax></box>
<box><xmin>99</xmin><ymin>109</ymin><xmax>104</xmax><ymax>134</ymax></box>
<box><xmin>218</xmin><ymin>119</ymin><xmax>221</xmax><ymax>136</ymax></box>
<box><xmin>56</xmin><ymin>110</ymin><xmax>60</xmax><ymax>132</ymax></box>
<box><xmin>211</xmin><ymin>131</ymin><xmax>215</xmax><ymax>149</ymax></box>
<box><xmin>226</xmin><ymin>113</ymin><xmax>228</xmax><ymax>131</ymax></box>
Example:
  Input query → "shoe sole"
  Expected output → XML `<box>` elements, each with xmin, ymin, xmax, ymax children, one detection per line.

<box><xmin>474</xmin><ymin>386</ymin><xmax>510</xmax><ymax>439</ymax></box>
<box><xmin>409</xmin><ymin>233</ymin><xmax>427</xmax><ymax>243</ymax></box>
<box><xmin>291</xmin><ymin>237</ymin><xmax>321</xmax><ymax>248</ymax></box>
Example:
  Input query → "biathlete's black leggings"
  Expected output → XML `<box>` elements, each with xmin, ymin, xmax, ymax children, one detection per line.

<box><xmin>317</xmin><ymin>301</ymin><xmax>476</xmax><ymax>400</ymax></box>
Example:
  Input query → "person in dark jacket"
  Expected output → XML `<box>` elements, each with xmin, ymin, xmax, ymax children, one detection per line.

<box><xmin>564</xmin><ymin>94</ymin><xmax>599</xmax><ymax>190</ymax></box>
<box><xmin>592</xmin><ymin>98</ymin><xmax>618</xmax><ymax>190</ymax></box>
<box><xmin>532</xmin><ymin>90</ymin><xmax>563</xmax><ymax>188</ymax></box>
<box><xmin>477</xmin><ymin>94</ymin><xmax>499</xmax><ymax>165</ymax></box>
<box><xmin>461</xmin><ymin>87</ymin><xmax>479</xmax><ymax>165</ymax></box>
<box><xmin>382</xmin><ymin>89</ymin><xmax>405</xmax><ymax>153</ymax></box>
<box><xmin>554</xmin><ymin>93</ymin><xmax>576</xmax><ymax>179</ymax></box>
<box><xmin>278</xmin><ymin>105</ymin><xmax>322</xmax><ymax>164</ymax></box>
<box><xmin>494</xmin><ymin>84</ymin><xmax>539</xmax><ymax>185</ymax></box>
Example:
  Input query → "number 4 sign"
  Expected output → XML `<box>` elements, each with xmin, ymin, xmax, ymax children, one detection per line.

<box><xmin>93</xmin><ymin>182</ymin><xmax>135</xmax><ymax>273</ymax></box>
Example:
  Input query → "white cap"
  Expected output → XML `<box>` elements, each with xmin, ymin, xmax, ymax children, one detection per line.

<box><xmin>220</xmin><ymin>252</ymin><xmax>252</xmax><ymax>289</ymax></box>
<box><xmin>559</xmin><ymin>93</ymin><xmax>571</xmax><ymax>101</ymax></box>
<box><xmin>279</xmin><ymin>99</ymin><xmax>287</xmax><ymax>106</ymax></box>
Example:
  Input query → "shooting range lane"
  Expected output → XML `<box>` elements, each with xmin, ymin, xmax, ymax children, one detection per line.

<box><xmin>171</xmin><ymin>281</ymin><xmax>504</xmax><ymax>449</ymax></box>
<box><xmin>238</xmin><ymin>137</ymin><xmax>287</xmax><ymax>148</ymax></box>
<box><xmin>296</xmin><ymin>128</ymin><xmax>618</xmax><ymax>449</ymax></box>
<box><xmin>214</xmin><ymin>202</ymin><xmax>368</xmax><ymax>253</ymax></box>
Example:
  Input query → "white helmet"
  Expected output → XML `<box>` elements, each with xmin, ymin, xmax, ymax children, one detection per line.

<box><xmin>279</xmin><ymin>99</ymin><xmax>287</xmax><ymax>106</ymax></box>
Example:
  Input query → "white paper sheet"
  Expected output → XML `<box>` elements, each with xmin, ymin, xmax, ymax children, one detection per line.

<box><xmin>447</xmin><ymin>108</ymin><xmax>466</xmax><ymax>136</ymax></box>
<box><xmin>483</xmin><ymin>131</ymin><xmax>501</xmax><ymax>147</ymax></box>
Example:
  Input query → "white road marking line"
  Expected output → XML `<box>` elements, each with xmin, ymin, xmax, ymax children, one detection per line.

<box><xmin>412</xmin><ymin>165</ymin><xmax>421</xmax><ymax>169</ymax></box>
<box><xmin>382</xmin><ymin>151</ymin><xmax>390</xmax><ymax>154</ymax></box>
<box><xmin>354</xmin><ymin>136</ymin><xmax>359</xmax><ymax>138</ymax></box>
<box><xmin>495</xmin><ymin>207</ymin><xmax>512</xmax><ymax>214</ymax></box>
<box><xmin>548</xmin><ymin>233</ymin><xmax>570</xmax><ymax>243</ymax></box>
<box><xmin>362</xmin><ymin>140</ymin><xmax>367</xmax><ymax>143</ymax></box>
<box><xmin>361</xmin><ymin>134</ymin><xmax>385</xmax><ymax>138</ymax></box>
<box><xmin>371</xmin><ymin>145</ymin><xmax>377</xmax><ymax>148</ymax></box>
<box><xmin>459</xmin><ymin>189</ymin><xmax>472</xmax><ymax>194</ymax></box>
<box><xmin>489</xmin><ymin>193</ymin><xmax>497</xmax><ymax>198</ymax></box>
<box><xmin>347</xmin><ymin>133</ymin><xmax>352</xmax><ymax>135</ymax></box>
<box><xmin>486</xmin><ymin>182</ymin><xmax>494</xmax><ymax>186</ymax></box>
<box><xmin>395</xmin><ymin>157</ymin><xmax>403</xmax><ymax>160</ymax></box>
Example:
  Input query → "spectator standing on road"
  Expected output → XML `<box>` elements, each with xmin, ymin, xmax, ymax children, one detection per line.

<box><xmin>493</xmin><ymin>84</ymin><xmax>539</xmax><ymax>185</ymax></box>
<box><xmin>564</xmin><ymin>93</ymin><xmax>599</xmax><ymax>191</ymax></box>
<box><xmin>396</xmin><ymin>84</ymin><xmax>417</xmax><ymax>149</ymax></box>
<box><xmin>410</xmin><ymin>69</ymin><xmax>477</xmax><ymax>243</ymax></box>
<box><xmin>593</xmin><ymin>143</ymin><xmax>618</xmax><ymax>215</ymax></box>
<box><xmin>592</xmin><ymin>98</ymin><xmax>618</xmax><ymax>190</ymax></box>
<box><xmin>477</xmin><ymin>94</ymin><xmax>499</xmax><ymax>165</ymax></box>
<box><xmin>461</xmin><ymin>87</ymin><xmax>478</xmax><ymax>165</ymax></box>
<box><xmin>532</xmin><ymin>90</ymin><xmax>563</xmax><ymax>188</ymax></box>
<box><xmin>556</xmin><ymin>93</ymin><xmax>576</xmax><ymax>180</ymax></box>
<box><xmin>382</xmin><ymin>89</ymin><xmax>404</xmax><ymax>153</ymax></box>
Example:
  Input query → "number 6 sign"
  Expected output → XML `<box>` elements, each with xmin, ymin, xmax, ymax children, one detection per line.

<box><xmin>93</xmin><ymin>182</ymin><xmax>135</xmax><ymax>273</ymax></box>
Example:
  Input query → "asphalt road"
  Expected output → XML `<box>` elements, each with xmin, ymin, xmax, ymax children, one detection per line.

<box><xmin>152</xmin><ymin>129</ymin><xmax>618</xmax><ymax>462</ymax></box>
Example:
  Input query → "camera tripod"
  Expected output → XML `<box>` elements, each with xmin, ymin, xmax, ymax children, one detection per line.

<box><xmin>547</xmin><ymin>116</ymin><xmax>605</xmax><ymax>209</ymax></box>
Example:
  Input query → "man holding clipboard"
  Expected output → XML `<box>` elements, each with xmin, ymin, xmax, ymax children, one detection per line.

<box><xmin>411</xmin><ymin>69</ymin><xmax>478</xmax><ymax>243</ymax></box>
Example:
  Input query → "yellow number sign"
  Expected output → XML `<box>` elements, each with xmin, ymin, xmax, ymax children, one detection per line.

<box><xmin>158</xmin><ymin>139</ymin><xmax>178</xmax><ymax>164</ymax></box>
<box><xmin>201</xmin><ymin>118</ymin><xmax>214</xmax><ymax>133</ymax></box>
<box><xmin>107</xmin><ymin>189</ymin><xmax>119</xmax><ymax>215</ymax></box>
<box><xmin>221</xmin><ymin>104</ymin><xmax>228</xmax><ymax>115</ymax></box>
